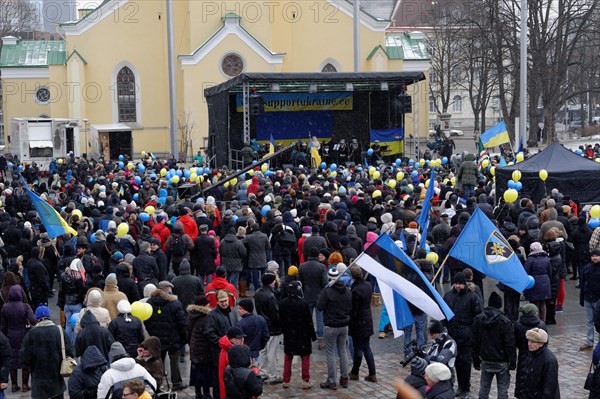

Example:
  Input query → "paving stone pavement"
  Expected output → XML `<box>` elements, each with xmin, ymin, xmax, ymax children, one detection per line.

<box><xmin>5</xmin><ymin>278</ymin><xmax>591</xmax><ymax>398</ymax></box>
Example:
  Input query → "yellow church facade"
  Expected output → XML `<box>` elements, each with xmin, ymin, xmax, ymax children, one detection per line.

<box><xmin>0</xmin><ymin>0</ymin><xmax>430</xmax><ymax>162</ymax></box>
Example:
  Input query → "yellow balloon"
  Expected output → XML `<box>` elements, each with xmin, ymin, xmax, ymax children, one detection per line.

<box><xmin>490</xmin><ymin>166</ymin><xmax>495</xmax><ymax>176</ymax></box>
<box><xmin>127</xmin><ymin>162</ymin><xmax>134</xmax><ymax>170</ymax></box>
<box><xmin>190</xmin><ymin>173</ymin><xmax>197</xmax><ymax>182</ymax></box>
<box><xmin>247</xmin><ymin>169</ymin><xmax>254</xmax><ymax>176</ymax></box>
<box><xmin>408</xmin><ymin>184</ymin><xmax>414</xmax><ymax>191</ymax></box>
<box><xmin>142</xmin><ymin>303</ymin><xmax>153</xmax><ymax>321</ymax></box>
<box><xmin>145</xmin><ymin>206</ymin><xmax>155</xmax><ymax>215</ymax></box>
<box><xmin>141</xmin><ymin>151</ymin><xmax>146</xmax><ymax>158</ymax></box>
<box><xmin>435</xmin><ymin>159</ymin><xmax>442</xmax><ymax>167</ymax></box>
<box><xmin>419</xmin><ymin>159</ymin><xmax>426</xmax><ymax>166</ymax></box>
<box><xmin>223</xmin><ymin>181</ymin><xmax>229</xmax><ymax>188</ymax></box>
<box><xmin>372</xmin><ymin>190</ymin><xmax>382</xmax><ymax>198</ymax></box>
<box><xmin>57</xmin><ymin>158</ymin><xmax>63</xmax><ymax>165</ymax></box>
<box><xmin>261</xmin><ymin>163</ymin><xmax>268</xmax><ymax>173</ymax></box>
<box><xmin>396</xmin><ymin>171</ymin><xmax>405</xmax><ymax>181</ymax></box>
<box><xmin>71</xmin><ymin>209</ymin><xmax>82</xmax><ymax>219</ymax></box>
<box><xmin>512</xmin><ymin>170</ymin><xmax>522</xmax><ymax>182</ymax></box>
<box><xmin>482</xmin><ymin>159</ymin><xmax>489</xmax><ymax>169</ymax></box>
<box><xmin>450</xmin><ymin>177</ymin><xmax>456</xmax><ymax>187</ymax></box>
<box><xmin>596</xmin><ymin>158</ymin><xmax>600</xmax><ymax>163</ymax></box>
<box><xmin>504</xmin><ymin>188</ymin><xmax>518</xmax><ymax>203</ymax></box>
<box><xmin>388</xmin><ymin>179</ymin><xmax>397</xmax><ymax>188</ymax></box>
<box><xmin>539</xmin><ymin>169</ymin><xmax>548</xmax><ymax>182</ymax></box>
<box><xmin>425</xmin><ymin>179</ymin><xmax>430</xmax><ymax>188</ymax></box>
<box><xmin>117</xmin><ymin>222</ymin><xmax>129</xmax><ymax>237</ymax></box>
<box><xmin>160</xmin><ymin>168</ymin><xmax>167</xmax><ymax>176</ymax></box>
<box><xmin>369</xmin><ymin>166</ymin><xmax>376</xmax><ymax>176</ymax></box>
<box><xmin>231</xmin><ymin>178</ymin><xmax>238</xmax><ymax>186</ymax></box>
<box><xmin>507</xmin><ymin>162</ymin><xmax>514</xmax><ymax>166</ymax></box>
<box><xmin>516</xmin><ymin>152</ymin><xmax>524</xmax><ymax>162</ymax></box>
<box><xmin>373</xmin><ymin>171</ymin><xmax>381</xmax><ymax>179</ymax></box>
<box><xmin>172</xmin><ymin>175</ymin><xmax>181</xmax><ymax>184</ymax></box>
<box><xmin>420</xmin><ymin>191</ymin><xmax>426</xmax><ymax>200</ymax></box>
<box><xmin>426</xmin><ymin>252</ymin><xmax>439</xmax><ymax>264</ymax></box>
<box><xmin>190</xmin><ymin>167</ymin><xmax>197</xmax><ymax>175</ymax></box>
<box><xmin>131</xmin><ymin>301</ymin><xmax>153</xmax><ymax>321</ymax></box>
<box><xmin>591</xmin><ymin>205</ymin><xmax>600</xmax><ymax>219</ymax></box>
<box><xmin>197</xmin><ymin>175</ymin><xmax>204</xmax><ymax>184</ymax></box>
<box><xmin>330</xmin><ymin>171</ymin><xmax>337</xmax><ymax>178</ymax></box>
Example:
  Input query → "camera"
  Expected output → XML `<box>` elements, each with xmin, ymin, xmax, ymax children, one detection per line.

<box><xmin>400</xmin><ymin>340</ymin><xmax>426</xmax><ymax>368</ymax></box>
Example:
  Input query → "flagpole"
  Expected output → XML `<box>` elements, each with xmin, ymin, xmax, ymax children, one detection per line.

<box><xmin>430</xmin><ymin>253</ymin><xmax>450</xmax><ymax>285</ymax></box>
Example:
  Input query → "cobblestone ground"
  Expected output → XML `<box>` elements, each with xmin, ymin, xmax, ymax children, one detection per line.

<box><xmin>6</xmin><ymin>278</ymin><xmax>590</xmax><ymax>398</ymax></box>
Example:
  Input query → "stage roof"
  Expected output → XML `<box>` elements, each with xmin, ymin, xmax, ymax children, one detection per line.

<box><xmin>204</xmin><ymin>72</ymin><xmax>426</xmax><ymax>97</ymax></box>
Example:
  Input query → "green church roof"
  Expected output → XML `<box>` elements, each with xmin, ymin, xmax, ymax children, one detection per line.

<box><xmin>0</xmin><ymin>40</ymin><xmax>66</xmax><ymax>68</ymax></box>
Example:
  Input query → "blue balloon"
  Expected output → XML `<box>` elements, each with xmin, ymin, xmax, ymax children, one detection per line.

<box><xmin>508</xmin><ymin>180</ymin><xmax>516</xmax><ymax>189</ymax></box>
<box><xmin>357</xmin><ymin>167</ymin><xmax>363</xmax><ymax>172</ymax></box>
<box><xmin>7</xmin><ymin>162</ymin><xmax>12</xmax><ymax>169</ymax></box>
<box><xmin>320</xmin><ymin>162</ymin><xmax>327</xmax><ymax>169</ymax></box>
<box><xmin>526</xmin><ymin>275</ymin><xmax>536</xmax><ymax>289</ymax></box>
<box><xmin>252</xmin><ymin>160</ymin><xmax>257</xmax><ymax>165</ymax></box>
<box><xmin>89</xmin><ymin>234</ymin><xmax>96</xmax><ymax>244</ymax></box>
<box><xmin>138</xmin><ymin>164</ymin><xmax>146</xmax><ymax>173</ymax></box>
<box><xmin>157</xmin><ymin>197</ymin><xmax>166</xmax><ymax>205</ymax></box>
<box><xmin>70</xmin><ymin>312</ymin><xmax>79</xmax><ymax>327</ymax></box>
<box><xmin>590</xmin><ymin>218</ymin><xmax>600</xmax><ymax>229</ymax></box>
<box><xmin>204</xmin><ymin>167</ymin><xmax>211</xmax><ymax>174</ymax></box>
<box><xmin>184</xmin><ymin>170</ymin><xmax>191</xmax><ymax>178</ymax></box>
<box><xmin>18</xmin><ymin>165</ymin><xmax>23</xmax><ymax>172</ymax></box>
<box><xmin>150</xmin><ymin>173</ymin><xmax>157</xmax><ymax>179</ymax></box>
<box><xmin>515</xmin><ymin>182</ymin><xmax>523</xmax><ymax>191</ymax></box>
<box><xmin>118</xmin><ymin>154</ymin><xmax>124</xmax><ymax>161</ymax></box>
<box><xmin>408</xmin><ymin>159</ymin><xmax>414</xmax><ymax>165</ymax></box>
<box><xmin>139</xmin><ymin>212</ymin><xmax>150</xmax><ymax>222</ymax></box>
<box><xmin>159</xmin><ymin>188</ymin><xmax>168</xmax><ymax>198</ymax></box>
<box><xmin>261</xmin><ymin>205</ymin><xmax>271</xmax><ymax>218</ymax></box>
<box><xmin>118</xmin><ymin>161</ymin><xmax>124</xmax><ymax>169</ymax></box>
<box><xmin>232</xmin><ymin>215</ymin><xmax>238</xmax><ymax>223</ymax></box>
<box><xmin>367</xmin><ymin>148</ymin><xmax>374</xmax><ymax>156</ymax></box>
<box><xmin>425</xmin><ymin>160</ymin><xmax>430</xmax><ymax>165</ymax></box>
<box><xmin>133</xmin><ymin>193</ymin><xmax>139</xmax><ymax>200</ymax></box>
<box><xmin>577</xmin><ymin>149</ymin><xmax>583</xmax><ymax>155</ymax></box>
<box><xmin>134</xmin><ymin>176</ymin><xmax>141</xmax><ymax>184</ymax></box>
<box><xmin>425</xmin><ymin>244</ymin><xmax>431</xmax><ymax>254</ymax></box>
<box><xmin>442</xmin><ymin>157</ymin><xmax>448</xmax><ymax>165</ymax></box>
<box><xmin>411</xmin><ymin>170</ymin><xmax>419</xmax><ymax>178</ymax></box>
<box><xmin>330</xmin><ymin>164</ymin><xmax>337</xmax><ymax>172</ymax></box>
<box><xmin>176</xmin><ymin>170</ymin><xmax>183</xmax><ymax>177</ymax></box>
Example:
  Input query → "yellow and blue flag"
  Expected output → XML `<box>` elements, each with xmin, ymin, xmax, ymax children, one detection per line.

<box><xmin>269</xmin><ymin>133</ymin><xmax>275</xmax><ymax>155</ymax></box>
<box><xmin>480</xmin><ymin>121</ymin><xmax>510</xmax><ymax>148</ymax></box>
<box><xmin>20</xmin><ymin>175</ymin><xmax>77</xmax><ymax>238</ymax></box>
<box><xmin>448</xmin><ymin>208</ymin><xmax>532</xmax><ymax>292</ymax></box>
<box><xmin>370</xmin><ymin>128</ymin><xmax>404</xmax><ymax>155</ymax></box>
<box><xmin>309</xmin><ymin>134</ymin><xmax>321</xmax><ymax>168</ymax></box>
<box><xmin>355</xmin><ymin>234</ymin><xmax>454</xmax><ymax>337</ymax></box>
<box><xmin>417</xmin><ymin>167</ymin><xmax>436</xmax><ymax>248</ymax></box>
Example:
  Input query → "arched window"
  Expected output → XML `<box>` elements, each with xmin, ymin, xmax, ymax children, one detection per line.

<box><xmin>429</xmin><ymin>99</ymin><xmax>436</xmax><ymax>113</ymax></box>
<box><xmin>452</xmin><ymin>95</ymin><xmax>462</xmax><ymax>112</ymax></box>
<box><xmin>117</xmin><ymin>67</ymin><xmax>137</xmax><ymax>122</ymax></box>
<box><xmin>321</xmin><ymin>63</ymin><xmax>337</xmax><ymax>72</ymax></box>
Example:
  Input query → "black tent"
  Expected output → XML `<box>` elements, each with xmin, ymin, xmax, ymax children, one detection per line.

<box><xmin>496</xmin><ymin>143</ymin><xmax>600</xmax><ymax>204</ymax></box>
<box><xmin>203</xmin><ymin>72</ymin><xmax>426</xmax><ymax>167</ymax></box>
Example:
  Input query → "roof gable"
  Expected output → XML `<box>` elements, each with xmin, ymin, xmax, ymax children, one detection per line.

<box><xmin>367</xmin><ymin>44</ymin><xmax>389</xmax><ymax>60</ymax></box>
<box><xmin>65</xmin><ymin>49</ymin><xmax>88</xmax><ymax>64</ymax></box>
<box><xmin>0</xmin><ymin>40</ymin><xmax>66</xmax><ymax>68</ymax></box>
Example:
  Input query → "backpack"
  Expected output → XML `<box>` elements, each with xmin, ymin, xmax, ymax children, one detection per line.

<box><xmin>279</xmin><ymin>228</ymin><xmax>297</xmax><ymax>247</ymax></box>
<box><xmin>170</xmin><ymin>235</ymin><xmax>187</xmax><ymax>257</ymax></box>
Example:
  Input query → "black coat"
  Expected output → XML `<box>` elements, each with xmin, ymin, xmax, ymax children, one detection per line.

<box><xmin>187</xmin><ymin>304</ymin><xmax>212</xmax><ymax>365</ymax></box>
<box><xmin>425</xmin><ymin>380</ymin><xmax>454</xmax><ymax>399</ymax></box>
<box><xmin>349</xmin><ymin>279</ymin><xmax>373</xmax><ymax>338</ymax></box>
<box><xmin>172</xmin><ymin>265</ymin><xmax>204</xmax><ymax>309</ymax></box>
<box><xmin>523</xmin><ymin>252</ymin><xmax>552</xmax><ymax>302</ymax></box>
<box><xmin>144</xmin><ymin>289</ymin><xmax>187</xmax><ymax>351</ymax></box>
<box><xmin>242</xmin><ymin>231</ymin><xmax>270</xmax><ymax>270</ymax></box>
<box><xmin>223</xmin><ymin>345</ymin><xmax>263</xmax><ymax>399</ymax></box>
<box><xmin>108</xmin><ymin>313</ymin><xmax>145</xmax><ymax>358</ymax></box>
<box><xmin>317</xmin><ymin>281</ymin><xmax>352</xmax><ymax>327</ymax></box>
<box><xmin>115</xmin><ymin>264</ymin><xmax>140</xmax><ymax>303</ymax></box>
<box><xmin>297</xmin><ymin>258</ymin><xmax>327</xmax><ymax>304</ymax></box>
<box><xmin>191</xmin><ymin>234</ymin><xmax>217</xmax><ymax>276</ymax></box>
<box><xmin>443</xmin><ymin>286</ymin><xmax>482</xmax><ymax>346</ymax></box>
<box><xmin>515</xmin><ymin>346</ymin><xmax>560</xmax><ymax>399</ymax></box>
<box><xmin>75</xmin><ymin>310</ymin><xmax>114</xmax><ymax>360</ymax></box>
<box><xmin>582</xmin><ymin>262</ymin><xmax>600</xmax><ymax>303</ymax></box>
<box><xmin>205</xmin><ymin>306</ymin><xmax>238</xmax><ymax>367</ymax></box>
<box><xmin>254</xmin><ymin>285</ymin><xmax>281</xmax><ymax>335</ymax></box>
<box><xmin>514</xmin><ymin>314</ymin><xmax>547</xmax><ymax>363</ymax></box>
<box><xmin>236</xmin><ymin>313</ymin><xmax>269</xmax><ymax>359</ymax></box>
<box><xmin>220</xmin><ymin>234</ymin><xmax>247</xmax><ymax>273</ymax></box>
<box><xmin>67</xmin><ymin>345</ymin><xmax>108</xmax><ymax>399</ymax></box>
<box><xmin>472</xmin><ymin>307</ymin><xmax>516</xmax><ymax>366</ymax></box>
<box><xmin>279</xmin><ymin>295</ymin><xmax>316</xmax><ymax>356</ymax></box>
<box><xmin>57</xmin><ymin>271</ymin><xmax>86</xmax><ymax>308</ymax></box>
<box><xmin>132</xmin><ymin>252</ymin><xmax>159</xmax><ymax>282</ymax></box>
<box><xmin>572</xmin><ymin>224</ymin><xmax>593</xmax><ymax>265</ymax></box>
<box><xmin>27</xmin><ymin>258</ymin><xmax>50</xmax><ymax>303</ymax></box>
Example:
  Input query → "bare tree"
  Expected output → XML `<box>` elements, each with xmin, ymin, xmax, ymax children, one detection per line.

<box><xmin>178</xmin><ymin>110</ymin><xmax>196</xmax><ymax>163</ymax></box>
<box><xmin>0</xmin><ymin>0</ymin><xmax>39</xmax><ymax>43</ymax></box>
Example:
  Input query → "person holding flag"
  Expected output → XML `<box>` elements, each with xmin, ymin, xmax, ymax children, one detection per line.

<box><xmin>309</xmin><ymin>135</ymin><xmax>321</xmax><ymax>169</ymax></box>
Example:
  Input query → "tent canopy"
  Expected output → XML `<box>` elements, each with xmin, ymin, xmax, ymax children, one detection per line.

<box><xmin>496</xmin><ymin>143</ymin><xmax>600</xmax><ymax>204</ymax></box>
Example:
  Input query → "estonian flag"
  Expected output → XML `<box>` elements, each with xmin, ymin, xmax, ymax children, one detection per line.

<box><xmin>447</xmin><ymin>208</ymin><xmax>533</xmax><ymax>292</ymax></box>
<box><xmin>269</xmin><ymin>133</ymin><xmax>275</xmax><ymax>155</ymax></box>
<box><xmin>354</xmin><ymin>234</ymin><xmax>454</xmax><ymax>337</ymax></box>
<box><xmin>480</xmin><ymin>121</ymin><xmax>510</xmax><ymax>148</ymax></box>
<box><xmin>20</xmin><ymin>175</ymin><xmax>77</xmax><ymax>238</ymax></box>
<box><xmin>417</xmin><ymin>167</ymin><xmax>435</xmax><ymax>248</ymax></box>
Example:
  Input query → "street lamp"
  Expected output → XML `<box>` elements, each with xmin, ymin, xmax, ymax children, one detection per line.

<box><xmin>82</xmin><ymin>118</ymin><xmax>89</xmax><ymax>158</ymax></box>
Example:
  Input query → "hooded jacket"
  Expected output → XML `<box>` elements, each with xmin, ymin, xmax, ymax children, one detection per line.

<box><xmin>223</xmin><ymin>345</ymin><xmax>263</xmax><ymax>399</ymax></box>
<box><xmin>442</xmin><ymin>285</ymin><xmax>483</xmax><ymax>345</ymax></box>
<box><xmin>172</xmin><ymin>260</ymin><xmax>204</xmax><ymax>308</ymax></box>
<box><xmin>144</xmin><ymin>289</ymin><xmax>187</xmax><ymax>351</ymax></box>
<box><xmin>472</xmin><ymin>306</ymin><xmax>516</xmax><ymax>366</ymax></box>
<box><xmin>220</xmin><ymin>233</ymin><xmax>247</xmax><ymax>273</ymax></box>
<box><xmin>96</xmin><ymin>356</ymin><xmax>156</xmax><ymax>399</ymax></box>
<box><xmin>187</xmin><ymin>304</ymin><xmax>212</xmax><ymax>364</ymax></box>
<box><xmin>108</xmin><ymin>311</ymin><xmax>145</xmax><ymax>358</ymax></box>
<box><xmin>316</xmin><ymin>280</ymin><xmax>352</xmax><ymax>327</ymax></box>
<box><xmin>254</xmin><ymin>285</ymin><xmax>281</xmax><ymax>335</ymax></box>
<box><xmin>75</xmin><ymin>310</ymin><xmax>115</xmax><ymax>360</ymax></box>
<box><xmin>76</xmin><ymin>288</ymin><xmax>111</xmax><ymax>333</ymax></box>
<box><xmin>115</xmin><ymin>263</ymin><xmax>140</xmax><ymax>303</ymax></box>
<box><xmin>67</xmin><ymin>345</ymin><xmax>108</xmax><ymax>399</ymax></box>
<box><xmin>136</xmin><ymin>336</ymin><xmax>164</xmax><ymax>390</ymax></box>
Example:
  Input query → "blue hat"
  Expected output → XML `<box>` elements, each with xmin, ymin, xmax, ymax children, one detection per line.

<box><xmin>35</xmin><ymin>305</ymin><xmax>50</xmax><ymax>319</ymax></box>
<box><xmin>112</xmin><ymin>251</ymin><xmax>124</xmax><ymax>261</ymax></box>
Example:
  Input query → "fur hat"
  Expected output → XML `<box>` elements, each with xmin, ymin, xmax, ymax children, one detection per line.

<box><xmin>238</xmin><ymin>298</ymin><xmax>254</xmax><ymax>313</ymax></box>
<box><xmin>425</xmin><ymin>362</ymin><xmax>451</xmax><ymax>383</ymax></box>
<box><xmin>525</xmin><ymin>327</ymin><xmax>548</xmax><ymax>343</ymax></box>
<box><xmin>453</xmin><ymin>272</ymin><xmax>467</xmax><ymax>285</ymax></box>
<box><xmin>488</xmin><ymin>291</ymin><xmax>503</xmax><ymax>309</ymax></box>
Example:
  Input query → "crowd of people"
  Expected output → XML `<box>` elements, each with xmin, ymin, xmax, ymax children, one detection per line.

<box><xmin>0</xmin><ymin>141</ymin><xmax>596</xmax><ymax>399</ymax></box>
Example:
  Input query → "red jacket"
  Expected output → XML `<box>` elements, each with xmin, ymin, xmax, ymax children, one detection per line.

<box><xmin>178</xmin><ymin>214</ymin><xmax>199</xmax><ymax>241</ymax></box>
<box><xmin>205</xmin><ymin>277</ymin><xmax>238</xmax><ymax>308</ymax></box>
<box><xmin>151</xmin><ymin>222</ymin><xmax>171</xmax><ymax>251</ymax></box>
<box><xmin>218</xmin><ymin>335</ymin><xmax>234</xmax><ymax>399</ymax></box>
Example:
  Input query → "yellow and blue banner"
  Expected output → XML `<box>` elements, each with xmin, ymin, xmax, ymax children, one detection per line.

<box><xmin>269</xmin><ymin>134</ymin><xmax>275</xmax><ymax>155</ymax></box>
<box><xmin>370</xmin><ymin>128</ymin><xmax>404</xmax><ymax>155</ymax></box>
<box><xmin>355</xmin><ymin>234</ymin><xmax>454</xmax><ymax>337</ymax></box>
<box><xmin>236</xmin><ymin>92</ymin><xmax>353</xmax><ymax>112</ymax></box>
<box><xmin>480</xmin><ymin>121</ymin><xmax>510</xmax><ymax>148</ymax></box>
<box><xmin>20</xmin><ymin>175</ymin><xmax>77</xmax><ymax>238</ymax></box>
<box><xmin>448</xmin><ymin>208</ymin><xmax>533</xmax><ymax>292</ymax></box>
<box><xmin>256</xmin><ymin>111</ymin><xmax>333</xmax><ymax>141</ymax></box>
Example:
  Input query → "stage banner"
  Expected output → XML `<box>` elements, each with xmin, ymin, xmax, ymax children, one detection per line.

<box><xmin>370</xmin><ymin>128</ymin><xmax>404</xmax><ymax>155</ymax></box>
<box><xmin>236</xmin><ymin>92</ymin><xmax>353</xmax><ymax>112</ymax></box>
<box><xmin>255</xmin><ymin>111</ymin><xmax>333</xmax><ymax>141</ymax></box>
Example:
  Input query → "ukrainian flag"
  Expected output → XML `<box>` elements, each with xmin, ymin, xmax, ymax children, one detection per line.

<box><xmin>20</xmin><ymin>175</ymin><xmax>77</xmax><ymax>238</ymax></box>
<box><xmin>269</xmin><ymin>133</ymin><xmax>275</xmax><ymax>155</ymax></box>
<box><xmin>310</xmin><ymin>135</ymin><xmax>321</xmax><ymax>168</ymax></box>
<box><xmin>480</xmin><ymin>121</ymin><xmax>510</xmax><ymax>148</ymax></box>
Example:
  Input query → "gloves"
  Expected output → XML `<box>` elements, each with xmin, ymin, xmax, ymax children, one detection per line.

<box><xmin>473</xmin><ymin>362</ymin><xmax>481</xmax><ymax>371</ymax></box>
<box><xmin>509</xmin><ymin>361</ymin><xmax>516</xmax><ymax>371</ymax></box>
